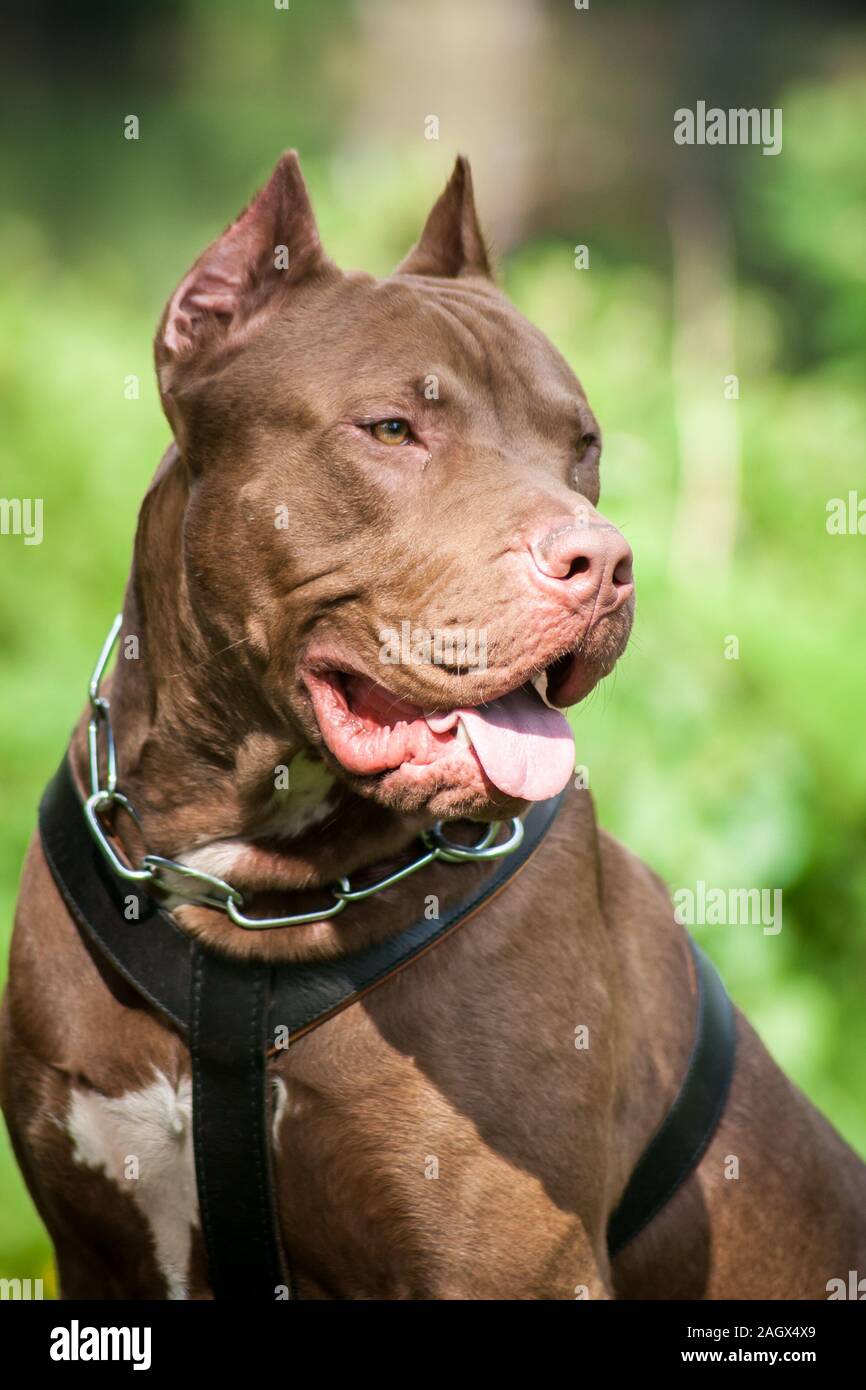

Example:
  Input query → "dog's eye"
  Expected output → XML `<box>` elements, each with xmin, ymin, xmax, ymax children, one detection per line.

<box><xmin>576</xmin><ymin>431</ymin><xmax>600</xmax><ymax>461</ymax></box>
<box><xmin>370</xmin><ymin>419</ymin><xmax>412</xmax><ymax>446</ymax></box>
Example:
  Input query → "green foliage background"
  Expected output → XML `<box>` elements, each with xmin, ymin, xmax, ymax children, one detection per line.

<box><xmin>0</xmin><ymin>0</ymin><xmax>864</xmax><ymax>1284</ymax></box>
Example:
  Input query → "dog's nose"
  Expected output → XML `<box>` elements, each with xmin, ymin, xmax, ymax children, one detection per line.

<box><xmin>528</xmin><ymin>518</ymin><xmax>634</xmax><ymax>613</ymax></box>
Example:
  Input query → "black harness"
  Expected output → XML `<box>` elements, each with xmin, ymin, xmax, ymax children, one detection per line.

<box><xmin>39</xmin><ymin>755</ymin><xmax>736</xmax><ymax>1298</ymax></box>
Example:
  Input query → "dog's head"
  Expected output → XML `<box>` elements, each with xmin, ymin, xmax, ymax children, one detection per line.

<box><xmin>154</xmin><ymin>152</ymin><xmax>633</xmax><ymax>823</ymax></box>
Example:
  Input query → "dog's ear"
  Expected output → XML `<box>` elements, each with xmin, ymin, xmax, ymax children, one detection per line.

<box><xmin>396</xmin><ymin>156</ymin><xmax>491</xmax><ymax>279</ymax></box>
<box><xmin>156</xmin><ymin>151</ymin><xmax>332</xmax><ymax>371</ymax></box>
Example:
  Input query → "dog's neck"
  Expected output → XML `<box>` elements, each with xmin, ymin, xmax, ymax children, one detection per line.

<box><xmin>70</xmin><ymin>446</ymin><xmax>422</xmax><ymax>894</ymax></box>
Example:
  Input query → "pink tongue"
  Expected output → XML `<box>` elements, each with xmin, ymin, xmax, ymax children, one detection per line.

<box><xmin>455</xmin><ymin>687</ymin><xmax>575</xmax><ymax>801</ymax></box>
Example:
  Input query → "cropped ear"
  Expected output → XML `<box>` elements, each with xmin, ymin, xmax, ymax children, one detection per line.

<box><xmin>156</xmin><ymin>151</ymin><xmax>331</xmax><ymax>368</ymax></box>
<box><xmin>396</xmin><ymin>156</ymin><xmax>491</xmax><ymax>280</ymax></box>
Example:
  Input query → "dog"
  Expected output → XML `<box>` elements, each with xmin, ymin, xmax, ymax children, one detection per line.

<box><xmin>3</xmin><ymin>153</ymin><xmax>865</xmax><ymax>1300</ymax></box>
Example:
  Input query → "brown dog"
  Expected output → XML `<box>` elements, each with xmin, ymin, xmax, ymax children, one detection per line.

<box><xmin>3</xmin><ymin>153</ymin><xmax>865</xmax><ymax>1300</ymax></box>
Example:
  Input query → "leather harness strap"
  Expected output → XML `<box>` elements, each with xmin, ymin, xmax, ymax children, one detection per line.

<box><xmin>38</xmin><ymin>754</ymin><xmax>736</xmax><ymax>1297</ymax></box>
<box><xmin>606</xmin><ymin>936</ymin><xmax>736</xmax><ymax>1258</ymax></box>
<box><xmin>190</xmin><ymin>948</ymin><xmax>290</xmax><ymax>1300</ymax></box>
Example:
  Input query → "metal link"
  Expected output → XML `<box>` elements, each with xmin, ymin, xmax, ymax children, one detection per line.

<box><xmin>425</xmin><ymin>817</ymin><xmax>525</xmax><ymax>863</ymax></box>
<box><xmin>84</xmin><ymin>790</ymin><xmax>156</xmax><ymax>886</ymax></box>
<box><xmin>226</xmin><ymin>883</ymin><xmax>351</xmax><ymax>930</ymax></box>
<box><xmin>329</xmin><ymin>817</ymin><xmax>523</xmax><ymax>906</ymax></box>
<box><xmin>88</xmin><ymin>700</ymin><xmax>117</xmax><ymax>798</ymax></box>
<box><xmin>87</xmin><ymin>613</ymin><xmax>122</xmax><ymax>797</ymax></box>
<box><xmin>141</xmin><ymin>855</ymin><xmax>245</xmax><ymax>912</ymax></box>
<box><xmin>331</xmin><ymin>849</ymin><xmax>438</xmax><ymax>903</ymax></box>
<box><xmin>80</xmin><ymin>614</ymin><xmax>527</xmax><ymax>930</ymax></box>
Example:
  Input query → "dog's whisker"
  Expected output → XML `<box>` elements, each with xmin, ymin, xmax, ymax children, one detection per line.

<box><xmin>168</xmin><ymin>635</ymin><xmax>250</xmax><ymax>678</ymax></box>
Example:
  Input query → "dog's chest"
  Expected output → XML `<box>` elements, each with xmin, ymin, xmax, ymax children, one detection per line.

<box><xmin>268</xmin><ymin>972</ymin><xmax>611</xmax><ymax>1299</ymax></box>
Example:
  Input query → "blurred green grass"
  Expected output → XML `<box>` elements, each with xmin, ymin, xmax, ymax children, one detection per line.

<box><xmin>1</xmin><ymin>2</ymin><xmax>865</xmax><ymax>1284</ymax></box>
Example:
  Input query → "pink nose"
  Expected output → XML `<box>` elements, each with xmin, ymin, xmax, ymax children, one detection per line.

<box><xmin>529</xmin><ymin>518</ymin><xmax>634</xmax><ymax>614</ymax></box>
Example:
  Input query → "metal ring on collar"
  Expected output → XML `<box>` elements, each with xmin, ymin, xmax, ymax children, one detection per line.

<box><xmin>84</xmin><ymin>790</ymin><xmax>155</xmax><ymax>886</ymax></box>
<box><xmin>426</xmin><ymin>817</ymin><xmax>525</xmax><ymax>862</ymax></box>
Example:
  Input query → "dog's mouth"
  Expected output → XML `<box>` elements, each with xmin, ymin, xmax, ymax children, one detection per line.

<box><xmin>302</xmin><ymin>652</ymin><xmax>586</xmax><ymax>804</ymax></box>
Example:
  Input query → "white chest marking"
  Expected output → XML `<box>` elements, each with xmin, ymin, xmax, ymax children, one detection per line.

<box><xmin>66</xmin><ymin>1071</ymin><xmax>197</xmax><ymax>1300</ymax></box>
<box><xmin>272</xmin><ymin>1077</ymin><xmax>288</xmax><ymax>1150</ymax></box>
<box><xmin>177</xmin><ymin>751</ymin><xmax>336</xmax><ymax>884</ymax></box>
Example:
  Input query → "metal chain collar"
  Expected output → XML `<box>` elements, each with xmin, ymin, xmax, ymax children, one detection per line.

<box><xmin>83</xmin><ymin>614</ymin><xmax>525</xmax><ymax>930</ymax></box>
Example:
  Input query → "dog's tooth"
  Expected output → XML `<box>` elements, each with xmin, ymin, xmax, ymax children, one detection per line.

<box><xmin>531</xmin><ymin>672</ymin><xmax>557</xmax><ymax>710</ymax></box>
<box><xmin>455</xmin><ymin>719</ymin><xmax>472</xmax><ymax>748</ymax></box>
<box><xmin>424</xmin><ymin>709</ymin><xmax>460</xmax><ymax>733</ymax></box>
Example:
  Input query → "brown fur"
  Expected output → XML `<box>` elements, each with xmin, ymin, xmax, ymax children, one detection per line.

<box><xmin>2</xmin><ymin>154</ymin><xmax>865</xmax><ymax>1298</ymax></box>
